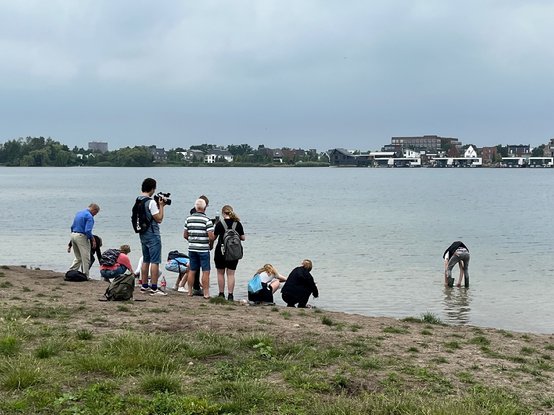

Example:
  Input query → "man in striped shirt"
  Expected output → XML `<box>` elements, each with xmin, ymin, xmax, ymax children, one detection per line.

<box><xmin>184</xmin><ymin>198</ymin><xmax>215</xmax><ymax>298</ymax></box>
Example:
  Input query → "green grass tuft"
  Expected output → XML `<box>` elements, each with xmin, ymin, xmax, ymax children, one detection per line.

<box><xmin>0</xmin><ymin>335</ymin><xmax>20</xmax><ymax>356</ymax></box>
<box><xmin>421</xmin><ymin>312</ymin><xmax>443</xmax><ymax>325</ymax></box>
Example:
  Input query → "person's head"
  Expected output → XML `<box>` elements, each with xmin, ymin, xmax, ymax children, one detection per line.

<box><xmin>120</xmin><ymin>244</ymin><xmax>131</xmax><ymax>254</ymax></box>
<box><xmin>199</xmin><ymin>195</ymin><xmax>209</xmax><ymax>207</ymax></box>
<box><xmin>194</xmin><ymin>198</ymin><xmax>207</xmax><ymax>212</ymax></box>
<box><xmin>302</xmin><ymin>259</ymin><xmax>313</xmax><ymax>271</ymax></box>
<box><xmin>141</xmin><ymin>178</ymin><xmax>157</xmax><ymax>195</ymax></box>
<box><xmin>221</xmin><ymin>205</ymin><xmax>240</xmax><ymax>221</ymax></box>
<box><xmin>257</xmin><ymin>264</ymin><xmax>278</xmax><ymax>276</ymax></box>
<box><xmin>88</xmin><ymin>203</ymin><xmax>100</xmax><ymax>216</ymax></box>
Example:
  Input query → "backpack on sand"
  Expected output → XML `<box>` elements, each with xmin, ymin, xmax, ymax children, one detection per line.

<box><xmin>131</xmin><ymin>197</ymin><xmax>152</xmax><ymax>234</ymax></box>
<box><xmin>64</xmin><ymin>270</ymin><xmax>88</xmax><ymax>282</ymax></box>
<box><xmin>220</xmin><ymin>220</ymin><xmax>243</xmax><ymax>261</ymax></box>
<box><xmin>99</xmin><ymin>249</ymin><xmax>120</xmax><ymax>267</ymax></box>
<box><xmin>104</xmin><ymin>274</ymin><xmax>135</xmax><ymax>301</ymax></box>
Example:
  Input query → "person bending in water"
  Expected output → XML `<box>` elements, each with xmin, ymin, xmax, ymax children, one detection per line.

<box><xmin>443</xmin><ymin>241</ymin><xmax>470</xmax><ymax>288</ymax></box>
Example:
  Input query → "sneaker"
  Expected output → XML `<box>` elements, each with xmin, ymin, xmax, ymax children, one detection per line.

<box><xmin>192</xmin><ymin>288</ymin><xmax>204</xmax><ymax>297</ymax></box>
<box><xmin>150</xmin><ymin>289</ymin><xmax>167</xmax><ymax>296</ymax></box>
<box><xmin>227</xmin><ymin>293</ymin><xmax>234</xmax><ymax>301</ymax></box>
<box><xmin>218</xmin><ymin>292</ymin><xmax>225</xmax><ymax>298</ymax></box>
<box><xmin>177</xmin><ymin>286</ymin><xmax>187</xmax><ymax>293</ymax></box>
<box><xmin>140</xmin><ymin>286</ymin><xmax>152</xmax><ymax>293</ymax></box>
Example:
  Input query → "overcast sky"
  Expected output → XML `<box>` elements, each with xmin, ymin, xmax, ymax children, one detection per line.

<box><xmin>1</xmin><ymin>0</ymin><xmax>553</xmax><ymax>151</ymax></box>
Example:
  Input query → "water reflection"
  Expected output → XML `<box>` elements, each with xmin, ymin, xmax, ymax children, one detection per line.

<box><xmin>442</xmin><ymin>287</ymin><xmax>472</xmax><ymax>325</ymax></box>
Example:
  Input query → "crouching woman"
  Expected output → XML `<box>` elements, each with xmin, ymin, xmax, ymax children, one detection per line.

<box><xmin>100</xmin><ymin>245</ymin><xmax>134</xmax><ymax>281</ymax></box>
<box><xmin>247</xmin><ymin>264</ymin><xmax>287</xmax><ymax>304</ymax></box>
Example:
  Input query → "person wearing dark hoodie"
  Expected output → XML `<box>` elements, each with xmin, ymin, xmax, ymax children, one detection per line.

<box><xmin>443</xmin><ymin>241</ymin><xmax>470</xmax><ymax>288</ymax></box>
<box><xmin>281</xmin><ymin>259</ymin><xmax>318</xmax><ymax>308</ymax></box>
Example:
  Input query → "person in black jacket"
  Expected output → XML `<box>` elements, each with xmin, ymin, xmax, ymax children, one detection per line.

<box><xmin>68</xmin><ymin>235</ymin><xmax>102</xmax><ymax>266</ymax></box>
<box><xmin>443</xmin><ymin>241</ymin><xmax>470</xmax><ymax>288</ymax></box>
<box><xmin>281</xmin><ymin>259</ymin><xmax>319</xmax><ymax>308</ymax></box>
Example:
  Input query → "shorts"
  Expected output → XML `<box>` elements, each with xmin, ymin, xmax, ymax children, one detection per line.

<box><xmin>188</xmin><ymin>251</ymin><xmax>211</xmax><ymax>271</ymax></box>
<box><xmin>248</xmin><ymin>283</ymin><xmax>274</xmax><ymax>303</ymax></box>
<box><xmin>140</xmin><ymin>232</ymin><xmax>161</xmax><ymax>264</ymax></box>
<box><xmin>214</xmin><ymin>246</ymin><xmax>239</xmax><ymax>270</ymax></box>
<box><xmin>100</xmin><ymin>265</ymin><xmax>127</xmax><ymax>280</ymax></box>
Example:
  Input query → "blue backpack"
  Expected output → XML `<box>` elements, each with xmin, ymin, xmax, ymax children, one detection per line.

<box><xmin>248</xmin><ymin>274</ymin><xmax>263</xmax><ymax>294</ymax></box>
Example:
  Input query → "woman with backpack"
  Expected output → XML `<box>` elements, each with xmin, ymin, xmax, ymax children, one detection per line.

<box><xmin>213</xmin><ymin>205</ymin><xmax>245</xmax><ymax>301</ymax></box>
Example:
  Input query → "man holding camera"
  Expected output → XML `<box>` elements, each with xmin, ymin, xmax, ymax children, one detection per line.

<box><xmin>138</xmin><ymin>178</ymin><xmax>167</xmax><ymax>296</ymax></box>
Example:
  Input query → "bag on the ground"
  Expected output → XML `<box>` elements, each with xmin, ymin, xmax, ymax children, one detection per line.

<box><xmin>165</xmin><ymin>257</ymin><xmax>190</xmax><ymax>273</ymax></box>
<box><xmin>220</xmin><ymin>221</ymin><xmax>243</xmax><ymax>261</ymax></box>
<box><xmin>167</xmin><ymin>250</ymin><xmax>189</xmax><ymax>261</ymax></box>
<box><xmin>99</xmin><ymin>249</ymin><xmax>120</xmax><ymax>267</ymax></box>
<box><xmin>248</xmin><ymin>274</ymin><xmax>263</xmax><ymax>293</ymax></box>
<box><xmin>131</xmin><ymin>197</ymin><xmax>152</xmax><ymax>234</ymax></box>
<box><xmin>104</xmin><ymin>274</ymin><xmax>135</xmax><ymax>301</ymax></box>
<box><xmin>64</xmin><ymin>270</ymin><xmax>88</xmax><ymax>282</ymax></box>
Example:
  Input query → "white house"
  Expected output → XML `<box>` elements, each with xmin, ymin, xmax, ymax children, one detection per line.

<box><xmin>464</xmin><ymin>145</ymin><xmax>477</xmax><ymax>158</ymax></box>
<box><xmin>204</xmin><ymin>149</ymin><xmax>234</xmax><ymax>163</ymax></box>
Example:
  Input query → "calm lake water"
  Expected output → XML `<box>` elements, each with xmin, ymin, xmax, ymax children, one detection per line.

<box><xmin>1</xmin><ymin>166</ymin><xmax>553</xmax><ymax>333</ymax></box>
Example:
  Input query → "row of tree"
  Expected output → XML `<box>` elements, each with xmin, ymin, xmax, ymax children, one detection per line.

<box><xmin>0</xmin><ymin>137</ymin><xmax>325</xmax><ymax>167</ymax></box>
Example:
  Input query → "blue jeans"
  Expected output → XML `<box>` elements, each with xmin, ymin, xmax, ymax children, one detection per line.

<box><xmin>140</xmin><ymin>232</ymin><xmax>161</xmax><ymax>264</ymax></box>
<box><xmin>100</xmin><ymin>265</ymin><xmax>127</xmax><ymax>280</ymax></box>
<box><xmin>188</xmin><ymin>251</ymin><xmax>211</xmax><ymax>271</ymax></box>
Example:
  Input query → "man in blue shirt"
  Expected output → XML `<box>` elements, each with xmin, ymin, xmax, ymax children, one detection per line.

<box><xmin>69</xmin><ymin>203</ymin><xmax>100</xmax><ymax>278</ymax></box>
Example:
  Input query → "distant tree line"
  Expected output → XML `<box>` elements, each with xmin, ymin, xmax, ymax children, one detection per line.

<box><xmin>0</xmin><ymin>137</ymin><xmax>326</xmax><ymax>167</ymax></box>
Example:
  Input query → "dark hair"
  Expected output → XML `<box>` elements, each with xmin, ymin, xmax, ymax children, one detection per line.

<box><xmin>142</xmin><ymin>178</ymin><xmax>157</xmax><ymax>193</ymax></box>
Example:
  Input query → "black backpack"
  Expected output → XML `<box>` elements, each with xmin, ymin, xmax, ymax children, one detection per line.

<box><xmin>64</xmin><ymin>270</ymin><xmax>88</xmax><ymax>282</ymax></box>
<box><xmin>104</xmin><ymin>274</ymin><xmax>135</xmax><ymax>301</ymax></box>
<box><xmin>99</xmin><ymin>249</ymin><xmax>120</xmax><ymax>266</ymax></box>
<box><xmin>131</xmin><ymin>197</ymin><xmax>152</xmax><ymax>234</ymax></box>
<box><xmin>220</xmin><ymin>220</ymin><xmax>243</xmax><ymax>261</ymax></box>
<box><xmin>167</xmin><ymin>250</ymin><xmax>189</xmax><ymax>261</ymax></box>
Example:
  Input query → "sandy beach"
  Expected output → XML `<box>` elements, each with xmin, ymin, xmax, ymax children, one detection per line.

<box><xmin>1</xmin><ymin>265</ymin><xmax>553</xmax><ymax>414</ymax></box>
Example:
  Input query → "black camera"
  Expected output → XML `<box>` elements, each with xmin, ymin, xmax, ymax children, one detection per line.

<box><xmin>154</xmin><ymin>192</ymin><xmax>172</xmax><ymax>206</ymax></box>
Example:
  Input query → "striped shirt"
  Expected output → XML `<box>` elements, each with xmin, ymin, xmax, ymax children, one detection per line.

<box><xmin>184</xmin><ymin>212</ymin><xmax>214</xmax><ymax>252</ymax></box>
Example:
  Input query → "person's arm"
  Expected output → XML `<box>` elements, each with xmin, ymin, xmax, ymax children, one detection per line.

<box><xmin>307</xmin><ymin>272</ymin><xmax>319</xmax><ymax>298</ymax></box>
<box><xmin>276</xmin><ymin>273</ymin><xmax>287</xmax><ymax>282</ymax></box>
<box><xmin>183</xmin><ymin>229</ymin><xmax>189</xmax><ymax>240</ymax></box>
<box><xmin>119</xmin><ymin>254</ymin><xmax>133</xmax><ymax>274</ymax></box>
<box><xmin>84</xmin><ymin>215</ymin><xmax>96</xmax><ymax>248</ymax></box>
<box><xmin>152</xmin><ymin>200</ymin><xmax>165</xmax><ymax>223</ymax></box>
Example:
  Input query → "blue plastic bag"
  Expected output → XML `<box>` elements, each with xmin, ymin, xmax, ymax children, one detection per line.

<box><xmin>248</xmin><ymin>274</ymin><xmax>263</xmax><ymax>293</ymax></box>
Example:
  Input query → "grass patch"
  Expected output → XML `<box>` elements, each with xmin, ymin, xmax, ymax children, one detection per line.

<box><xmin>383</xmin><ymin>326</ymin><xmax>409</xmax><ymax>334</ymax></box>
<box><xmin>116</xmin><ymin>305</ymin><xmax>130</xmax><ymax>312</ymax></box>
<box><xmin>421</xmin><ymin>329</ymin><xmax>433</xmax><ymax>335</ymax></box>
<box><xmin>469</xmin><ymin>335</ymin><xmax>491</xmax><ymax>346</ymax></box>
<box><xmin>0</xmin><ymin>335</ymin><xmax>20</xmax><ymax>356</ymax></box>
<box><xmin>76</xmin><ymin>329</ymin><xmax>93</xmax><ymax>340</ymax></box>
<box><xmin>321</xmin><ymin>316</ymin><xmax>335</xmax><ymax>326</ymax></box>
<box><xmin>140</xmin><ymin>372</ymin><xmax>182</xmax><ymax>394</ymax></box>
<box><xmin>0</xmin><ymin>358</ymin><xmax>43</xmax><ymax>390</ymax></box>
<box><xmin>421</xmin><ymin>312</ymin><xmax>443</xmax><ymax>325</ymax></box>
<box><xmin>0</xmin><ymin>281</ymin><xmax>14</xmax><ymax>288</ymax></box>
<box><xmin>444</xmin><ymin>341</ymin><xmax>461</xmax><ymax>350</ymax></box>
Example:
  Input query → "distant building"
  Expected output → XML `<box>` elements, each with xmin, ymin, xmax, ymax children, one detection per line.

<box><xmin>390</xmin><ymin>135</ymin><xmax>461</xmax><ymax>152</ymax></box>
<box><xmin>88</xmin><ymin>141</ymin><xmax>108</xmax><ymax>153</ymax></box>
<box><xmin>328</xmin><ymin>148</ymin><xmax>370</xmax><ymax>167</ymax></box>
<box><xmin>480</xmin><ymin>146</ymin><xmax>497</xmax><ymax>164</ymax></box>
<box><xmin>148</xmin><ymin>146</ymin><xmax>167</xmax><ymax>163</ymax></box>
<box><xmin>507</xmin><ymin>144</ymin><xmax>530</xmax><ymax>156</ymax></box>
<box><xmin>205</xmin><ymin>149</ymin><xmax>233</xmax><ymax>163</ymax></box>
<box><xmin>180</xmin><ymin>149</ymin><xmax>205</xmax><ymax>162</ymax></box>
<box><xmin>546</xmin><ymin>139</ymin><xmax>554</xmax><ymax>157</ymax></box>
